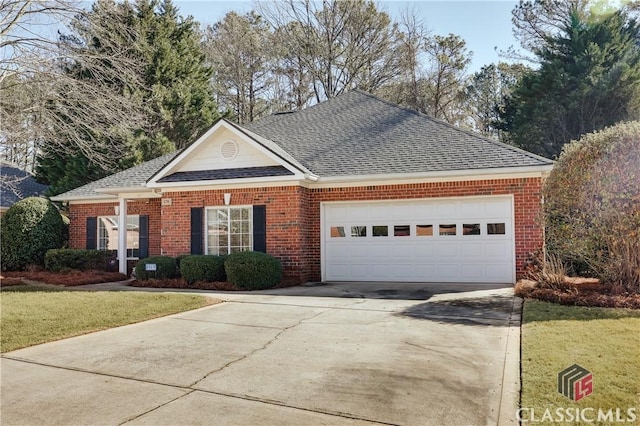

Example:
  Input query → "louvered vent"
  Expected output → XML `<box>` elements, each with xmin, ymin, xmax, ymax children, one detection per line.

<box><xmin>220</xmin><ymin>140</ymin><xmax>238</xmax><ymax>160</ymax></box>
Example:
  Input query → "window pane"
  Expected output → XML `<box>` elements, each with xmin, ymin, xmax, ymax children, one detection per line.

<box><xmin>439</xmin><ymin>224</ymin><xmax>456</xmax><ymax>236</ymax></box>
<box><xmin>463</xmin><ymin>224</ymin><xmax>480</xmax><ymax>235</ymax></box>
<box><xmin>416</xmin><ymin>225</ymin><xmax>433</xmax><ymax>236</ymax></box>
<box><xmin>331</xmin><ymin>226</ymin><xmax>345</xmax><ymax>237</ymax></box>
<box><xmin>487</xmin><ymin>223</ymin><xmax>506</xmax><ymax>235</ymax></box>
<box><xmin>351</xmin><ymin>226</ymin><xmax>367</xmax><ymax>237</ymax></box>
<box><xmin>372</xmin><ymin>225</ymin><xmax>388</xmax><ymax>237</ymax></box>
<box><xmin>207</xmin><ymin>207</ymin><xmax>253</xmax><ymax>255</ymax></box>
<box><xmin>98</xmin><ymin>215</ymin><xmax>139</xmax><ymax>257</ymax></box>
<box><xmin>394</xmin><ymin>225</ymin><xmax>410</xmax><ymax>237</ymax></box>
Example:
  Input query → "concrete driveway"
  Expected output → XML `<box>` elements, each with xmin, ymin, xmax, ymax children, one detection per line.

<box><xmin>1</xmin><ymin>282</ymin><xmax>521</xmax><ymax>426</ymax></box>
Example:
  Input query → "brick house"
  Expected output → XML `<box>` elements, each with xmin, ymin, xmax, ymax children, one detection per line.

<box><xmin>52</xmin><ymin>91</ymin><xmax>553</xmax><ymax>284</ymax></box>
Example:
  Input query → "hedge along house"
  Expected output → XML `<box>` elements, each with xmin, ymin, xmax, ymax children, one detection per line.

<box><xmin>52</xmin><ymin>91</ymin><xmax>553</xmax><ymax>284</ymax></box>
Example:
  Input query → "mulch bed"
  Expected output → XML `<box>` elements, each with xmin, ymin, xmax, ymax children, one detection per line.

<box><xmin>1</xmin><ymin>270</ymin><xmax>128</xmax><ymax>286</ymax></box>
<box><xmin>0</xmin><ymin>277</ymin><xmax>26</xmax><ymax>287</ymax></box>
<box><xmin>515</xmin><ymin>278</ymin><xmax>640</xmax><ymax>309</ymax></box>
<box><xmin>131</xmin><ymin>277</ymin><xmax>301</xmax><ymax>291</ymax></box>
<box><xmin>131</xmin><ymin>279</ymin><xmax>244</xmax><ymax>291</ymax></box>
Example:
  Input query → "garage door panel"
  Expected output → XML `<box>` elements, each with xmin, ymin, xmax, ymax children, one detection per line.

<box><xmin>459</xmin><ymin>202</ymin><xmax>482</xmax><ymax>217</ymax></box>
<box><xmin>485</xmin><ymin>199</ymin><xmax>511</xmax><ymax>217</ymax></box>
<box><xmin>486</xmin><ymin>264</ymin><xmax>512</xmax><ymax>281</ymax></box>
<box><xmin>462</xmin><ymin>264</ymin><xmax>485</xmax><ymax>280</ymax></box>
<box><xmin>437</xmin><ymin>242</ymin><xmax>460</xmax><ymax>258</ymax></box>
<box><xmin>437</xmin><ymin>264</ymin><xmax>462</xmax><ymax>280</ymax></box>
<box><xmin>389</xmin><ymin>204</ymin><xmax>414</xmax><ymax>220</ymax></box>
<box><xmin>436</xmin><ymin>202</ymin><xmax>458</xmax><ymax>218</ymax></box>
<box><xmin>368</xmin><ymin>244</ymin><xmax>389</xmax><ymax>258</ymax></box>
<box><xmin>323</xmin><ymin>196</ymin><xmax>514</xmax><ymax>283</ymax></box>
<box><xmin>461</xmin><ymin>242</ymin><xmax>484</xmax><ymax>258</ymax></box>
<box><xmin>326</xmin><ymin>244</ymin><xmax>349</xmax><ymax>260</ymax></box>
<box><xmin>349</xmin><ymin>264</ymin><xmax>371</xmax><ymax>280</ymax></box>
<box><xmin>485</xmin><ymin>242</ymin><xmax>511</xmax><ymax>259</ymax></box>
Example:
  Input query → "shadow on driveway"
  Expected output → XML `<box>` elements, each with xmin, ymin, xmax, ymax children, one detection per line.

<box><xmin>397</xmin><ymin>294</ymin><xmax>517</xmax><ymax>327</ymax></box>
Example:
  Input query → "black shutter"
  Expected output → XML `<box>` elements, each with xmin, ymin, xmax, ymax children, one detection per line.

<box><xmin>138</xmin><ymin>215</ymin><xmax>149</xmax><ymax>259</ymax></box>
<box><xmin>190</xmin><ymin>207</ymin><xmax>204</xmax><ymax>255</ymax></box>
<box><xmin>86</xmin><ymin>217</ymin><xmax>97</xmax><ymax>249</ymax></box>
<box><xmin>253</xmin><ymin>205</ymin><xmax>267</xmax><ymax>253</ymax></box>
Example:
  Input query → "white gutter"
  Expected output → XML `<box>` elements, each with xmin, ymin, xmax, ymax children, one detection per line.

<box><xmin>314</xmin><ymin>165</ymin><xmax>554</xmax><ymax>184</ymax></box>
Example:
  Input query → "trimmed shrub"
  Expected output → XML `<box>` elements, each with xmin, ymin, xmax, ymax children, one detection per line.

<box><xmin>180</xmin><ymin>255</ymin><xmax>226</xmax><ymax>284</ymax></box>
<box><xmin>175</xmin><ymin>254</ymin><xmax>190</xmax><ymax>276</ymax></box>
<box><xmin>543</xmin><ymin>121</ymin><xmax>640</xmax><ymax>291</ymax></box>
<box><xmin>135</xmin><ymin>256</ymin><xmax>177</xmax><ymax>280</ymax></box>
<box><xmin>1</xmin><ymin>197</ymin><xmax>68</xmax><ymax>271</ymax></box>
<box><xmin>45</xmin><ymin>249</ymin><xmax>111</xmax><ymax>272</ymax></box>
<box><xmin>225</xmin><ymin>251</ymin><xmax>282</xmax><ymax>290</ymax></box>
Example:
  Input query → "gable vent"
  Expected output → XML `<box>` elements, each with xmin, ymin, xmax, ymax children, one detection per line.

<box><xmin>220</xmin><ymin>140</ymin><xmax>238</xmax><ymax>160</ymax></box>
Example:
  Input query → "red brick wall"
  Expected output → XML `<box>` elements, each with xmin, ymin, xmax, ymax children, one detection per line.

<box><xmin>158</xmin><ymin>187</ymin><xmax>310</xmax><ymax>283</ymax></box>
<box><xmin>68</xmin><ymin>199</ymin><xmax>162</xmax><ymax>257</ymax></box>
<box><xmin>68</xmin><ymin>177</ymin><xmax>544</xmax><ymax>283</ymax></box>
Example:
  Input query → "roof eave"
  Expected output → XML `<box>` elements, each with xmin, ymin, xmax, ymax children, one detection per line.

<box><xmin>50</xmin><ymin>194</ymin><xmax>117</xmax><ymax>202</ymax></box>
<box><xmin>315</xmin><ymin>164</ymin><xmax>554</xmax><ymax>184</ymax></box>
<box><xmin>150</xmin><ymin>174</ymin><xmax>308</xmax><ymax>189</ymax></box>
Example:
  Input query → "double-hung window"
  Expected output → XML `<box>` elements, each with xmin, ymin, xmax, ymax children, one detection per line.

<box><xmin>97</xmin><ymin>215</ymin><xmax>140</xmax><ymax>258</ymax></box>
<box><xmin>206</xmin><ymin>207</ymin><xmax>252</xmax><ymax>255</ymax></box>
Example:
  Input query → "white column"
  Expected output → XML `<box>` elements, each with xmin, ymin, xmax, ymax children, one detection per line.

<box><xmin>118</xmin><ymin>198</ymin><xmax>127</xmax><ymax>274</ymax></box>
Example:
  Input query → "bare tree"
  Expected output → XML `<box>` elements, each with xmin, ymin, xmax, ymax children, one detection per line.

<box><xmin>203</xmin><ymin>11</ymin><xmax>273</xmax><ymax>123</ymax></box>
<box><xmin>0</xmin><ymin>0</ymin><xmax>143</xmax><ymax>172</ymax></box>
<box><xmin>424</xmin><ymin>33</ymin><xmax>472</xmax><ymax>123</ymax></box>
<box><xmin>377</xmin><ymin>6</ymin><xmax>430</xmax><ymax>111</ymax></box>
<box><xmin>259</xmin><ymin>0</ymin><xmax>399</xmax><ymax>102</ymax></box>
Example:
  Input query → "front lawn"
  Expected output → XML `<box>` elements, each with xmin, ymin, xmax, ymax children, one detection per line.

<box><xmin>521</xmin><ymin>300</ymin><xmax>640</xmax><ymax>423</ymax></box>
<box><xmin>1</xmin><ymin>285</ymin><xmax>217</xmax><ymax>352</ymax></box>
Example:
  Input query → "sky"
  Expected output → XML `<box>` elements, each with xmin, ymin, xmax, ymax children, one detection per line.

<box><xmin>174</xmin><ymin>0</ymin><xmax>521</xmax><ymax>73</ymax></box>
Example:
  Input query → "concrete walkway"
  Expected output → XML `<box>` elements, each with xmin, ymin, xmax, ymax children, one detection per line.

<box><xmin>1</xmin><ymin>283</ymin><xmax>521</xmax><ymax>426</ymax></box>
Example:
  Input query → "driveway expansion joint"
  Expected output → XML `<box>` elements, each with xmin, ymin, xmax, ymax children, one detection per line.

<box><xmin>186</xmin><ymin>309</ymin><xmax>328</xmax><ymax>387</ymax></box>
<box><xmin>118</xmin><ymin>389</ymin><xmax>196</xmax><ymax>425</ymax></box>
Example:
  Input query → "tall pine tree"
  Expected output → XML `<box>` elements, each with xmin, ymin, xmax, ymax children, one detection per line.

<box><xmin>37</xmin><ymin>0</ymin><xmax>219</xmax><ymax>195</ymax></box>
<box><xmin>499</xmin><ymin>6</ymin><xmax>640</xmax><ymax>158</ymax></box>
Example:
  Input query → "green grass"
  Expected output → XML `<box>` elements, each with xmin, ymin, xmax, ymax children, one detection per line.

<box><xmin>1</xmin><ymin>286</ymin><xmax>214</xmax><ymax>352</ymax></box>
<box><xmin>521</xmin><ymin>300</ymin><xmax>640</xmax><ymax>424</ymax></box>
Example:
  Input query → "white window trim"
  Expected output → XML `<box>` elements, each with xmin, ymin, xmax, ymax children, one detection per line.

<box><xmin>97</xmin><ymin>214</ymin><xmax>140</xmax><ymax>260</ymax></box>
<box><xmin>204</xmin><ymin>205</ymin><xmax>253</xmax><ymax>256</ymax></box>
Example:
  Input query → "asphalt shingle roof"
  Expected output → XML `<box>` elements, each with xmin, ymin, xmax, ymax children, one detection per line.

<box><xmin>54</xmin><ymin>152</ymin><xmax>178</xmax><ymax>199</ymax></box>
<box><xmin>1</xmin><ymin>162</ymin><xmax>48</xmax><ymax>208</ymax></box>
<box><xmin>243</xmin><ymin>90</ymin><xmax>552</xmax><ymax>176</ymax></box>
<box><xmin>157</xmin><ymin>166</ymin><xmax>293</xmax><ymax>183</ymax></box>
<box><xmin>54</xmin><ymin>90</ymin><xmax>553</xmax><ymax>200</ymax></box>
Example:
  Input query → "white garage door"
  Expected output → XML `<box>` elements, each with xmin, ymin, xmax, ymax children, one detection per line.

<box><xmin>322</xmin><ymin>196</ymin><xmax>515</xmax><ymax>283</ymax></box>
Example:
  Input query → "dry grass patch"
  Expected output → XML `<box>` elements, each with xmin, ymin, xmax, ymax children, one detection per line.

<box><xmin>1</xmin><ymin>286</ymin><xmax>218</xmax><ymax>352</ymax></box>
<box><xmin>521</xmin><ymin>300</ymin><xmax>640</xmax><ymax>423</ymax></box>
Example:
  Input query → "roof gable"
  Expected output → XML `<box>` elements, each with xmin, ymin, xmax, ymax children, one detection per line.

<box><xmin>147</xmin><ymin>119</ymin><xmax>307</xmax><ymax>186</ymax></box>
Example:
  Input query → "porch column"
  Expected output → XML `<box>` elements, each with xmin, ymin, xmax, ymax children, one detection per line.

<box><xmin>118</xmin><ymin>197</ymin><xmax>127</xmax><ymax>274</ymax></box>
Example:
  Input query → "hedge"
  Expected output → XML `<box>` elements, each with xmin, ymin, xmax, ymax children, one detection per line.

<box><xmin>225</xmin><ymin>251</ymin><xmax>282</xmax><ymax>290</ymax></box>
<box><xmin>135</xmin><ymin>256</ymin><xmax>177</xmax><ymax>280</ymax></box>
<box><xmin>180</xmin><ymin>255</ymin><xmax>226</xmax><ymax>284</ymax></box>
<box><xmin>543</xmin><ymin>120</ymin><xmax>640</xmax><ymax>291</ymax></box>
<box><xmin>45</xmin><ymin>249</ymin><xmax>112</xmax><ymax>272</ymax></box>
